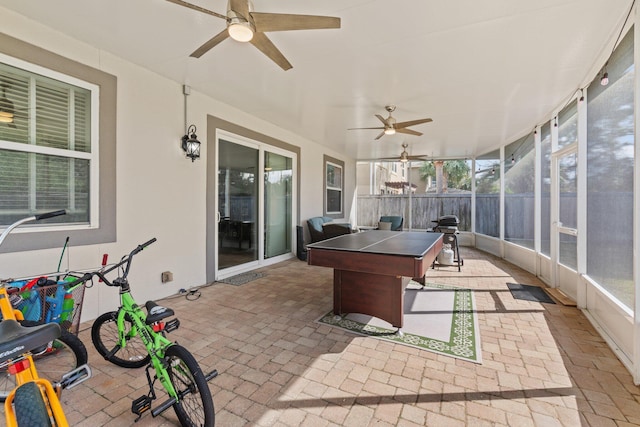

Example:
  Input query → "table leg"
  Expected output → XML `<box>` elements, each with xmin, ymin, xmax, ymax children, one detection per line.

<box><xmin>412</xmin><ymin>274</ymin><xmax>426</xmax><ymax>286</ymax></box>
<box><xmin>333</xmin><ymin>269</ymin><xmax>410</xmax><ymax>328</ymax></box>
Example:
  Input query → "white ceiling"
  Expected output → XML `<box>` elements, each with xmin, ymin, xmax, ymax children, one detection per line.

<box><xmin>0</xmin><ymin>0</ymin><xmax>632</xmax><ymax>161</ymax></box>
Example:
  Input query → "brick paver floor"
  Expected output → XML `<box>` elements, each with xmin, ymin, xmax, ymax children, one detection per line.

<box><xmin>8</xmin><ymin>247</ymin><xmax>640</xmax><ymax>426</ymax></box>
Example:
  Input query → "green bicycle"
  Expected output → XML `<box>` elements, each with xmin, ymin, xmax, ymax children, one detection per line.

<box><xmin>83</xmin><ymin>239</ymin><xmax>217</xmax><ymax>426</ymax></box>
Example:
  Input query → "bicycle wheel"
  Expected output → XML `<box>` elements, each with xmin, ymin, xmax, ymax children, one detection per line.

<box><xmin>14</xmin><ymin>381</ymin><xmax>53</xmax><ymax>427</ymax></box>
<box><xmin>91</xmin><ymin>310</ymin><xmax>151</xmax><ymax>368</ymax></box>
<box><xmin>165</xmin><ymin>344</ymin><xmax>215</xmax><ymax>427</ymax></box>
<box><xmin>0</xmin><ymin>323</ymin><xmax>87</xmax><ymax>402</ymax></box>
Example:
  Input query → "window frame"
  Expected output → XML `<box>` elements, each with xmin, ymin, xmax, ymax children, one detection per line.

<box><xmin>0</xmin><ymin>33</ymin><xmax>116</xmax><ymax>253</ymax></box>
<box><xmin>503</xmin><ymin>132</ymin><xmax>536</xmax><ymax>249</ymax></box>
<box><xmin>474</xmin><ymin>149</ymin><xmax>501</xmax><ymax>238</ymax></box>
<box><xmin>0</xmin><ymin>53</ymin><xmax>100</xmax><ymax>231</ymax></box>
<box><xmin>323</xmin><ymin>155</ymin><xmax>344</xmax><ymax>218</ymax></box>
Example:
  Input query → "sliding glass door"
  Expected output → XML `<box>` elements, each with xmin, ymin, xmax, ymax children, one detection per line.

<box><xmin>215</xmin><ymin>132</ymin><xmax>296</xmax><ymax>278</ymax></box>
<box><xmin>264</xmin><ymin>151</ymin><xmax>293</xmax><ymax>259</ymax></box>
<box><xmin>217</xmin><ymin>139</ymin><xmax>259</xmax><ymax>270</ymax></box>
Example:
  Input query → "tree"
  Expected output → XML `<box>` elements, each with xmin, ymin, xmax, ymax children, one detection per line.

<box><xmin>419</xmin><ymin>160</ymin><xmax>471</xmax><ymax>193</ymax></box>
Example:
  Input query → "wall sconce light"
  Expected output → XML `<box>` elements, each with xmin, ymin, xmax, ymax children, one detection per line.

<box><xmin>181</xmin><ymin>124</ymin><xmax>201</xmax><ymax>162</ymax></box>
<box><xmin>180</xmin><ymin>85</ymin><xmax>200</xmax><ymax>162</ymax></box>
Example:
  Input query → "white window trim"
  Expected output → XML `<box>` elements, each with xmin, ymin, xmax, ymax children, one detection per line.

<box><xmin>0</xmin><ymin>52</ymin><xmax>100</xmax><ymax>233</ymax></box>
<box><xmin>325</xmin><ymin>160</ymin><xmax>343</xmax><ymax>216</ymax></box>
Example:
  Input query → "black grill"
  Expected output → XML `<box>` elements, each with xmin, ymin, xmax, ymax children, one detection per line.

<box><xmin>433</xmin><ymin>215</ymin><xmax>459</xmax><ymax>233</ymax></box>
<box><xmin>437</xmin><ymin>215</ymin><xmax>460</xmax><ymax>227</ymax></box>
<box><xmin>428</xmin><ymin>214</ymin><xmax>463</xmax><ymax>271</ymax></box>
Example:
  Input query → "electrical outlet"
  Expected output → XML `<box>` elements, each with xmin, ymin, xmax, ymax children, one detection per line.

<box><xmin>161</xmin><ymin>271</ymin><xmax>173</xmax><ymax>283</ymax></box>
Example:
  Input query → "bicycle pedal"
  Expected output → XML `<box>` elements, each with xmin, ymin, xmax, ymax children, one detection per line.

<box><xmin>132</xmin><ymin>395</ymin><xmax>152</xmax><ymax>421</ymax></box>
<box><xmin>151</xmin><ymin>396</ymin><xmax>177</xmax><ymax>418</ymax></box>
<box><xmin>60</xmin><ymin>364</ymin><xmax>92</xmax><ymax>390</ymax></box>
<box><xmin>164</xmin><ymin>318</ymin><xmax>180</xmax><ymax>333</ymax></box>
<box><xmin>105</xmin><ymin>344</ymin><xmax>122</xmax><ymax>360</ymax></box>
<box><xmin>205</xmin><ymin>369</ymin><xmax>219</xmax><ymax>382</ymax></box>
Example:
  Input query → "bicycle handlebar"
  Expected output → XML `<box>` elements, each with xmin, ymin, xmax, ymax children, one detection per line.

<box><xmin>1</xmin><ymin>211</ymin><xmax>156</xmax><ymax>291</ymax></box>
<box><xmin>122</xmin><ymin>238</ymin><xmax>157</xmax><ymax>279</ymax></box>
<box><xmin>68</xmin><ymin>238</ymin><xmax>158</xmax><ymax>288</ymax></box>
<box><xmin>34</xmin><ymin>210</ymin><xmax>67</xmax><ymax>221</ymax></box>
<box><xmin>132</xmin><ymin>238</ymin><xmax>157</xmax><ymax>257</ymax></box>
<box><xmin>0</xmin><ymin>209</ymin><xmax>67</xmax><ymax>248</ymax></box>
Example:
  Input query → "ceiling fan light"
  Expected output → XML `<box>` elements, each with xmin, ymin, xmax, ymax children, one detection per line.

<box><xmin>0</xmin><ymin>97</ymin><xmax>15</xmax><ymax>123</ymax></box>
<box><xmin>228</xmin><ymin>18</ymin><xmax>254</xmax><ymax>42</ymax></box>
<box><xmin>384</xmin><ymin>127</ymin><xmax>396</xmax><ymax>135</ymax></box>
<box><xmin>399</xmin><ymin>143</ymin><xmax>409</xmax><ymax>162</ymax></box>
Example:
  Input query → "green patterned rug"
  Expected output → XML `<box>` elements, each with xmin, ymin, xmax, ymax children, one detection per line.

<box><xmin>317</xmin><ymin>282</ymin><xmax>481</xmax><ymax>363</ymax></box>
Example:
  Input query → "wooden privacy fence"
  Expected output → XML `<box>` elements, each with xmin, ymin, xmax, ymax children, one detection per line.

<box><xmin>357</xmin><ymin>194</ymin><xmax>472</xmax><ymax>231</ymax></box>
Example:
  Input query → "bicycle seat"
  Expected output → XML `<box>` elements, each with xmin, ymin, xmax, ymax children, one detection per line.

<box><xmin>0</xmin><ymin>320</ymin><xmax>61</xmax><ymax>363</ymax></box>
<box><xmin>145</xmin><ymin>301</ymin><xmax>175</xmax><ymax>324</ymax></box>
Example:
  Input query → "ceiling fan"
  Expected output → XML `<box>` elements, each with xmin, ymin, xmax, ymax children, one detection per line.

<box><xmin>166</xmin><ymin>0</ymin><xmax>341</xmax><ymax>70</ymax></box>
<box><xmin>349</xmin><ymin>105</ymin><xmax>433</xmax><ymax>140</ymax></box>
<box><xmin>379</xmin><ymin>143</ymin><xmax>429</xmax><ymax>163</ymax></box>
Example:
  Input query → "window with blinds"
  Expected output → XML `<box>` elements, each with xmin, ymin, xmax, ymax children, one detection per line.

<box><xmin>324</xmin><ymin>155</ymin><xmax>344</xmax><ymax>218</ymax></box>
<box><xmin>325</xmin><ymin>160</ymin><xmax>343</xmax><ymax>215</ymax></box>
<box><xmin>0</xmin><ymin>60</ymin><xmax>95</xmax><ymax>226</ymax></box>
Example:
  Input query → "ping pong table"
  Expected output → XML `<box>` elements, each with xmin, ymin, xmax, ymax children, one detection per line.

<box><xmin>306</xmin><ymin>230</ymin><xmax>443</xmax><ymax>328</ymax></box>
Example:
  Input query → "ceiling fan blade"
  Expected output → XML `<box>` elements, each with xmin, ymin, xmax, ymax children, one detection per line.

<box><xmin>396</xmin><ymin>128</ymin><xmax>423</xmax><ymax>136</ymax></box>
<box><xmin>375</xmin><ymin>114</ymin><xmax>388</xmax><ymax>125</ymax></box>
<box><xmin>250</xmin><ymin>32</ymin><xmax>293</xmax><ymax>70</ymax></box>
<box><xmin>374</xmin><ymin>131</ymin><xmax>386</xmax><ymax>140</ymax></box>
<box><xmin>190</xmin><ymin>30</ymin><xmax>230</xmax><ymax>58</ymax></box>
<box><xmin>377</xmin><ymin>155</ymin><xmax>427</xmax><ymax>161</ymax></box>
<box><xmin>230</xmin><ymin>0</ymin><xmax>250</xmax><ymax>18</ymax></box>
<box><xmin>347</xmin><ymin>126</ymin><xmax>385</xmax><ymax>130</ymax></box>
<box><xmin>251</xmin><ymin>13</ymin><xmax>340</xmax><ymax>32</ymax></box>
<box><xmin>394</xmin><ymin>118</ymin><xmax>433</xmax><ymax>128</ymax></box>
<box><xmin>165</xmin><ymin>0</ymin><xmax>227</xmax><ymax>20</ymax></box>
